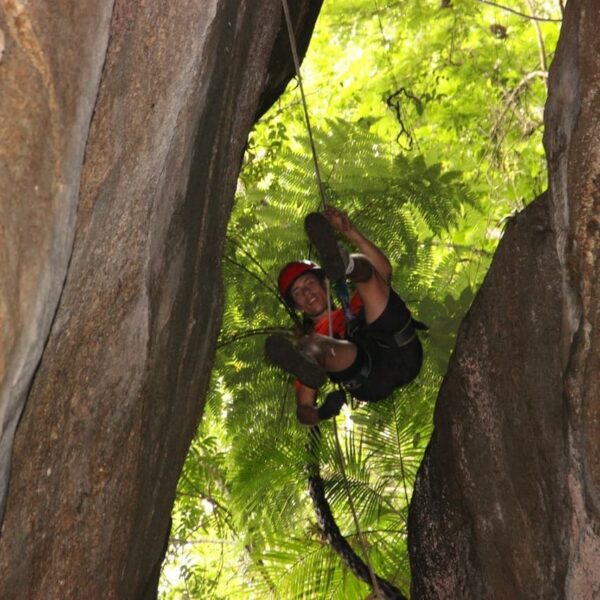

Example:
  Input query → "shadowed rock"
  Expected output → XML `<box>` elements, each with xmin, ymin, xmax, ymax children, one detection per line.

<box><xmin>0</xmin><ymin>1</ymin><xmax>322</xmax><ymax>598</ymax></box>
<box><xmin>408</xmin><ymin>1</ymin><xmax>600</xmax><ymax>597</ymax></box>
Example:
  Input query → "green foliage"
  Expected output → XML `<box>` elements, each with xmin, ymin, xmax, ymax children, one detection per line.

<box><xmin>160</xmin><ymin>1</ymin><xmax>560</xmax><ymax>598</ymax></box>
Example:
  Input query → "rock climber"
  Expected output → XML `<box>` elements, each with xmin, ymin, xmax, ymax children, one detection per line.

<box><xmin>266</xmin><ymin>207</ymin><xmax>425</xmax><ymax>426</ymax></box>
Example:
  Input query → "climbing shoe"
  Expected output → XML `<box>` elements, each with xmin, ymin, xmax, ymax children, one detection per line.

<box><xmin>304</xmin><ymin>212</ymin><xmax>347</xmax><ymax>282</ymax></box>
<box><xmin>265</xmin><ymin>334</ymin><xmax>327</xmax><ymax>389</ymax></box>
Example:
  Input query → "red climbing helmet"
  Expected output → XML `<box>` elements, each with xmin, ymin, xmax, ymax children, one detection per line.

<box><xmin>278</xmin><ymin>260</ymin><xmax>323</xmax><ymax>302</ymax></box>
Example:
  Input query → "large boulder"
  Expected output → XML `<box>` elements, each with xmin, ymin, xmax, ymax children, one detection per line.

<box><xmin>408</xmin><ymin>1</ymin><xmax>600</xmax><ymax>597</ymax></box>
<box><xmin>0</xmin><ymin>0</ymin><xmax>114</xmax><ymax>524</ymax></box>
<box><xmin>0</xmin><ymin>1</ymin><xmax>321</xmax><ymax>598</ymax></box>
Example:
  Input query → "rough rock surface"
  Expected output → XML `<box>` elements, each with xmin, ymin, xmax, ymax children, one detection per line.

<box><xmin>0</xmin><ymin>0</ymin><xmax>114</xmax><ymax>523</ymax></box>
<box><xmin>408</xmin><ymin>1</ymin><xmax>600</xmax><ymax>597</ymax></box>
<box><xmin>0</xmin><ymin>1</ymin><xmax>321</xmax><ymax>598</ymax></box>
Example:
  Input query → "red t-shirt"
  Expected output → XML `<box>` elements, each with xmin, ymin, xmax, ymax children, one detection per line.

<box><xmin>312</xmin><ymin>291</ymin><xmax>364</xmax><ymax>338</ymax></box>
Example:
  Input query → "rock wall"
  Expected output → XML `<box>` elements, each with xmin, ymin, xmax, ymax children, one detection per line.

<box><xmin>408</xmin><ymin>1</ymin><xmax>600</xmax><ymax>597</ymax></box>
<box><xmin>0</xmin><ymin>0</ymin><xmax>115</xmax><ymax>524</ymax></box>
<box><xmin>0</xmin><ymin>1</ymin><xmax>321</xmax><ymax>598</ymax></box>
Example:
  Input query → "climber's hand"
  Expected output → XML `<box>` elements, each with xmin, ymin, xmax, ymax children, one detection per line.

<box><xmin>323</xmin><ymin>206</ymin><xmax>353</xmax><ymax>234</ymax></box>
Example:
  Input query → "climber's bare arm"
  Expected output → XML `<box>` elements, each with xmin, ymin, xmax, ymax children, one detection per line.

<box><xmin>322</xmin><ymin>206</ymin><xmax>392</xmax><ymax>283</ymax></box>
<box><xmin>296</xmin><ymin>383</ymin><xmax>320</xmax><ymax>425</ymax></box>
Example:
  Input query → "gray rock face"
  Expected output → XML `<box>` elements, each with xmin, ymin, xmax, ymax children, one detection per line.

<box><xmin>408</xmin><ymin>0</ymin><xmax>600</xmax><ymax>597</ymax></box>
<box><xmin>0</xmin><ymin>0</ymin><xmax>114</xmax><ymax>523</ymax></box>
<box><xmin>0</xmin><ymin>1</ymin><xmax>321</xmax><ymax>598</ymax></box>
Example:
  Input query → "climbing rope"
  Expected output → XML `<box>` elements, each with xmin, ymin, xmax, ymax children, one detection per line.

<box><xmin>332</xmin><ymin>417</ymin><xmax>383</xmax><ymax>599</ymax></box>
<box><xmin>280</xmin><ymin>0</ymin><xmax>328</xmax><ymax>212</ymax></box>
<box><xmin>281</xmin><ymin>0</ymin><xmax>335</xmax><ymax>338</ymax></box>
<box><xmin>279</xmin><ymin>2</ymin><xmax>385</xmax><ymax>598</ymax></box>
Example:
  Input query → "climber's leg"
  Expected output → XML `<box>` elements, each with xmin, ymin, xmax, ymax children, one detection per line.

<box><xmin>265</xmin><ymin>333</ymin><xmax>358</xmax><ymax>388</ymax></box>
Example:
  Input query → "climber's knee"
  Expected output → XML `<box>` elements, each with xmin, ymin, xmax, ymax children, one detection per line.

<box><xmin>296</xmin><ymin>334</ymin><xmax>327</xmax><ymax>364</ymax></box>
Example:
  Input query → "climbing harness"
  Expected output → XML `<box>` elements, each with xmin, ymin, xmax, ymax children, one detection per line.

<box><xmin>331</xmin><ymin>349</ymin><xmax>372</xmax><ymax>393</ymax></box>
<box><xmin>391</xmin><ymin>317</ymin><xmax>419</xmax><ymax>348</ymax></box>
<box><xmin>375</xmin><ymin>315</ymin><xmax>428</xmax><ymax>350</ymax></box>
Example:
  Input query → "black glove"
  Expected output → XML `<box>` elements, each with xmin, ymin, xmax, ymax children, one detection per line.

<box><xmin>317</xmin><ymin>390</ymin><xmax>347</xmax><ymax>420</ymax></box>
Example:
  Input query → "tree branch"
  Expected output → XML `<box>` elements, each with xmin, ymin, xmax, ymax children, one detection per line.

<box><xmin>490</xmin><ymin>70</ymin><xmax>548</xmax><ymax>140</ymax></box>
<box><xmin>477</xmin><ymin>0</ymin><xmax>562</xmax><ymax>22</ymax></box>
<box><xmin>217</xmin><ymin>326</ymin><xmax>293</xmax><ymax>349</ymax></box>
<box><xmin>525</xmin><ymin>0</ymin><xmax>547</xmax><ymax>70</ymax></box>
<box><xmin>224</xmin><ymin>253</ymin><xmax>302</xmax><ymax>328</ymax></box>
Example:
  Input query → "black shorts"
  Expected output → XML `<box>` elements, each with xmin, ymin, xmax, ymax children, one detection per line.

<box><xmin>328</xmin><ymin>289</ymin><xmax>423</xmax><ymax>402</ymax></box>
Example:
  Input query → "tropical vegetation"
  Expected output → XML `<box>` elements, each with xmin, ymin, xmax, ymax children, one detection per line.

<box><xmin>159</xmin><ymin>1</ymin><xmax>562</xmax><ymax>597</ymax></box>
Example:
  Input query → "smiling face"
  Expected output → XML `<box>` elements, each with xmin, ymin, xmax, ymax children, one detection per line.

<box><xmin>290</xmin><ymin>273</ymin><xmax>328</xmax><ymax>320</ymax></box>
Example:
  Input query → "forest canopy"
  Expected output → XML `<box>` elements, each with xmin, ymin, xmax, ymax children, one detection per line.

<box><xmin>159</xmin><ymin>0</ymin><xmax>561</xmax><ymax>597</ymax></box>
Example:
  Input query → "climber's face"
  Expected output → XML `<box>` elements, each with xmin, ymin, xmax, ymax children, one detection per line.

<box><xmin>290</xmin><ymin>273</ymin><xmax>328</xmax><ymax>319</ymax></box>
